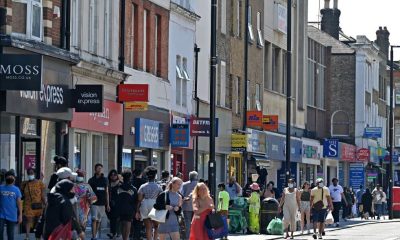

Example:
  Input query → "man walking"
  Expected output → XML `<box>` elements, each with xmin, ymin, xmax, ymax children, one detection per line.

<box><xmin>48</xmin><ymin>156</ymin><xmax>68</xmax><ymax>190</ymax></box>
<box><xmin>311</xmin><ymin>178</ymin><xmax>333</xmax><ymax>240</ymax></box>
<box><xmin>89</xmin><ymin>163</ymin><xmax>110</xmax><ymax>240</ymax></box>
<box><xmin>329</xmin><ymin>178</ymin><xmax>348</xmax><ymax>227</ymax></box>
<box><xmin>372</xmin><ymin>184</ymin><xmax>384</xmax><ymax>220</ymax></box>
<box><xmin>181</xmin><ymin>171</ymin><xmax>199</xmax><ymax>239</ymax></box>
<box><xmin>0</xmin><ymin>171</ymin><xmax>22</xmax><ymax>240</ymax></box>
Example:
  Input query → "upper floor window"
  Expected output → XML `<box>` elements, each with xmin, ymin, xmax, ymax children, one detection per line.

<box><xmin>12</xmin><ymin>0</ymin><xmax>42</xmax><ymax>41</ymax></box>
<box><xmin>256</xmin><ymin>12</ymin><xmax>264</xmax><ymax>47</ymax></box>
<box><xmin>247</xmin><ymin>5</ymin><xmax>254</xmax><ymax>43</ymax></box>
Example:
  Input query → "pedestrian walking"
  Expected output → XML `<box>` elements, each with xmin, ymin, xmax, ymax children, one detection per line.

<box><xmin>73</xmin><ymin>170</ymin><xmax>97</xmax><ymax>234</ymax></box>
<box><xmin>279</xmin><ymin>179</ymin><xmax>300</xmax><ymax>239</ymax></box>
<box><xmin>158</xmin><ymin>170</ymin><xmax>170</xmax><ymax>191</ymax></box>
<box><xmin>136</xmin><ymin>166</ymin><xmax>163</xmax><ymax>240</ymax></box>
<box><xmin>21</xmin><ymin>168</ymin><xmax>46</xmax><ymax>240</ymax></box>
<box><xmin>88</xmin><ymin>163</ymin><xmax>110</xmax><ymax>240</ymax></box>
<box><xmin>372</xmin><ymin>184</ymin><xmax>384</xmax><ymax>219</ymax></box>
<box><xmin>328</xmin><ymin>178</ymin><xmax>348</xmax><ymax>227</ymax></box>
<box><xmin>189</xmin><ymin>183</ymin><xmax>214</xmax><ymax>240</ymax></box>
<box><xmin>43</xmin><ymin>179</ymin><xmax>84</xmax><ymax>240</ymax></box>
<box><xmin>262</xmin><ymin>181</ymin><xmax>276</xmax><ymax>199</ymax></box>
<box><xmin>310</xmin><ymin>178</ymin><xmax>333</xmax><ymax>240</ymax></box>
<box><xmin>116</xmin><ymin>171</ymin><xmax>138</xmax><ymax>240</ymax></box>
<box><xmin>154</xmin><ymin>177</ymin><xmax>183</xmax><ymax>240</ymax></box>
<box><xmin>181</xmin><ymin>171</ymin><xmax>199</xmax><ymax>239</ymax></box>
<box><xmin>217</xmin><ymin>182</ymin><xmax>230</xmax><ymax>216</ymax></box>
<box><xmin>226</xmin><ymin>176</ymin><xmax>242</xmax><ymax>205</ymax></box>
<box><xmin>342</xmin><ymin>187</ymin><xmax>352</xmax><ymax>220</ymax></box>
<box><xmin>299</xmin><ymin>181</ymin><xmax>311</xmax><ymax>234</ymax></box>
<box><xmin>248</xmin><ymin>183</ymin><xmax>261</xmax><ymax>234</ymax></box>
<box><xmin>361</xmin><ymin>189</ymin><xmax>373</xmax><ymax>219</ymax></box>
<box><xmin>356</xmin><ymin>185</ymin><xmax>364</xmax><ymax>217</ymax></box>
<box><xmin>131</xmin><ymin>169</ymin><xmax>146</xmax><ymax>240</ymax></box>
<box><xmin>106</xmin><ymin>169</ymin><xmax>121</xmax><ymax>239</ymax></box>
<box><xmin>0</xmin><ymin>170</ymin><xmax>22</xmax><ymax>240</ymax></box>
<box><xmin>47</xmin><ymin>156</ymin><xmax>68</xmax><ymax>190</ymax></box>
<box><xmin>382</xmin><ymin>190</ymin><xmax>388</xmax><ymax>218</ymax></box>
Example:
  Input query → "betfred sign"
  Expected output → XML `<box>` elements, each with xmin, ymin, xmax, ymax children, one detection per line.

<box><xmin>0</xmin><ymin>54</ymin><xmax>42</xmax><ymax>90</ymax></box>
<box><xmin>357</xmin><ymin>148</ymin><xmax>370</xmax><ymax>162</ymax></box>
<box><xmin>190</xmin><ymin>117</ymin><xmax>219</xmax><ymax>137</ymax></box>
<box><xmin>72</xmin><ymin>85</ymin><xmax>103</xmax><ymax>112</ymax></box>
<box><xmin>246</xmin><ymin>111</ymin><xmax>262</xmax><ymax>127</ymax></box>
<box><xmin>118</xmin><ymin>84</ymin><xmax>149</xmax><ymax>102</ymax></box>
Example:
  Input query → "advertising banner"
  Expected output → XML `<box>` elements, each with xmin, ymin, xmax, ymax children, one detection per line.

<box><xmin>246</xmin><ymin>129</ymin><xmax>266</xmax><ymax>154</ymax></box>
<box><xmin>170</xmin><ymin>124</ymin><xmax>190</xmax><ymax>148</ymax></box>
<box><xmin>340</xmin><ymin>143</ymin><xmax>356</xmax><ymax>162</ymax></box>
<box><xmin>246</xmin><ymin>111</ymin><xmax>263</xmax><ymax>127</ymax></box>
<box><xmin>231</xmin><ymin>133</ymin><xmax>247</xmax><ymax>152</ymax></box>
<box><xmin>71</xmin><ymin>84</ymin><xmax>103</xmax><ymax>112</ymax></box>
<box><xmin>357</xmin><ymin>148</ymin><xmax>370</xmax><ymax>162</ymax></box>
<box><xmin>262</xmin><ymin>115</ymin><xmax>279</xmax><ymax>131</ymax></box>
<box><xmin>125</xmin><ymin>102</ymin><xmax>148</xmax><ymax>111</ymax></box>
<box><xmin>118</xmin><ymin>84</ymin><xmax>149</xmax><ymax>102</ymax></box>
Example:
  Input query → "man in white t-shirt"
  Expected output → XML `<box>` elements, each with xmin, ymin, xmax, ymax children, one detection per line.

<box><xmin>329</xmin><ymin>178</ymin><xmax>348</xmax><ymax>227</ymax></box>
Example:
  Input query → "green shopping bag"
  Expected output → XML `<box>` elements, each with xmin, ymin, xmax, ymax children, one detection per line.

<box><xmin>266</xmin><ymin>217</ymin><xmax>283</xmax><ymax>235</ymax></box>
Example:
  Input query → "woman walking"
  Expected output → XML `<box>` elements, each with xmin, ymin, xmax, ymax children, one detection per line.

<box><xmin>279</xmin><ymin>179</ymin><xmax>300</xmax><ymax>239</ymax></box>
<box><xmin>74</xmin><ymin>170</ymin><xmax>97</xmax><ymax>233</ymax></box>
<box><xmin>248</xmin><ymin>183</ymin><xmax>261</xmax><ymax>234</ymax></box>
<box><xmin>190</xmin><ymin>183</ymin><xmax>214</xmax><ymax>240</ymax></box>
<box><xmin>136</xmin><ymin>166</ymin><xmax>163</xmax><ymax>240</ymax></box>
<box><xmin>299</xmin><ymin>182</ymin><xmax>311</xmax><ymax>235</ymax></box>
<box><xmin>155</xmin><ymin>177</ymin><xmax>183</xmax><ymax>240</ymax></box>
<box><xmin>106</xmin><ymin>169</ymin><xmax>122</xmax><ymax>239</ymax></box>
<box><xmin>21</xmin><ymin>168</ymin><xmax>46</xmax><ymax>240</ymax></box>
<box><xmin>361</xmin><ymin>188</ymin><xmax>373</xmax><ymax>219</ymax></box>
<box><xmin>117</xmin><ymin>171</ymin><xmax>138</xmax><ymax>240</ymax></box>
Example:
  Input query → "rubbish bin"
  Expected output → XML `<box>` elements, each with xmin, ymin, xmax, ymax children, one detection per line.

<box><xmin>260</xmin><ymin>198</ymin><xmax>279</xmax><ymax>234</ymax></box>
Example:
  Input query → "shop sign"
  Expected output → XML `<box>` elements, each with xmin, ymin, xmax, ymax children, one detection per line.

<box><xmin>303</xmin><ymin>145</ymin><xmax>318</xmax><ymax>159</ymax></box>
<box><xmin>323</xmin><ymin>139</ymin><xmax>339</xmax><ymax>158</ymax></box>
<box><xmin>262</xmin><ymin>115</ymin><xmax>278</xmax><ymax>131</ymax></box>
<box><xmin>276</xmin><ymin>3</ymin><xmax>287</xmax><ymax>34</ymax></box>
<box><xmin>0</xmin><ymin>54</ymin><xmax>42</xmax><ymax>90</ymax></box>
<box><xmin>266</xmin><ymin>133</ymin><xmax>302</xmax><ymax>162</ymax></box>
<box><xmin>125</xmin><ymin>102</ymin><xmax>148</xmax><ymax>111</ymax></box>
<box><xmin>364</xmin><ymin>127</ymin><xmax>382</xmax><ymax>139</ymax></box>
<box><xmin>118</xmin><ymin>84</ymin><xmax>149</xmax><ymax>102</ymax></box>
<box><xmin>189</xmin><ymin>117</ymin><xmax>219</xmax><ymax>137</ymax></box>
<box><xmin>70</xmin><ymin>100</ymin><xmax>123</xmax><ymax>135</ymax></box>
<box><xmin>357</xmin><ymin>148</ymin><xmax>370</xmax><ymax>162</ymax></box>
<box><xmin>349</xmin><ymin>163</ymin><xmax>365</xmax><ymax>190</ymax></box>
<box><xmin>135</xmin><ymin>118</ymin><xmax>161</xmax><ymax>149</ymax></box>
<box><xmin>340</xmin><ymin>143</ymin><xmax>356</xmax><ymax>162</ymax></box>
<box><xmin>71</xmin><ymin>84</ymin><xmax>103</xmax><ymax>112</ymax></box>
<box><xmin>231</xmin><ymin>133</ymin><xmax>247</xmax><ymax>152</ymax></box>
<box><xmin>246</xmin><ymin>129</ymin><xmax>266</xmax><ymax>154</ymax></box>
<box><xmin>170</xmin><ymin>124</ymin><xmax>190</xmax><ymax>148</ymax></box>
<box><xmin>246</xmin><ymin>111</ymin><xmax>262</xmax><ymax>127</ymax></box>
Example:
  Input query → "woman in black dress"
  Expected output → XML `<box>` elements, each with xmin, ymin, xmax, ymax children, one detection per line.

<box><xmin>361</xmin><ymin>188</ymin><xmax>373</xmax><ymax>219</ymax></box>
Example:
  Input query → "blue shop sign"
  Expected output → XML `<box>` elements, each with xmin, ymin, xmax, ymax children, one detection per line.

<box><xmin>135</xmin><ymin>118</ymin><xmax>161</xmax><ymax>149</ymax></box>
<box><xmin>266</xmin><ymin>133</ymin><xmax>302</xmax><ymax>162</ymax></box>
<box><xmin>323</xmin><ymin>139</ymin><xmax>339</xmax><ymax>158</ymax></box>
<box><xmin>364</xmin><ymin>127</ymin><xmax>382</xmax><ymax>139</ymax></box>
<box><xmin>349</xmin><ymin>163</ymin><xmax>365</xmax><ymax>190</ymax></box>
<box><xmin>170</xmin><ymin>123</ymin><xmax>190</xmax><ymax>148</ymax></box>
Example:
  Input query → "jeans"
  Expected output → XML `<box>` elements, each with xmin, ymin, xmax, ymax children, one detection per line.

<box><xmin>332</xmin><ymin>202</ymin><xmax>342</xmax><ymax>223</ymax></box>
<box><xmin>375</xmin><ymin>204</ymin><xmax>383</xmax><ymax>218</ymax></box>
<box><xmin>0</xmin><ymin>218</ymin><xmax>16</xmax><ymax>240</ymax></box>
<box><xmin>183</xmin><ymin>211</ymin><xmax>193</xmax><ymax>240</ymax></box>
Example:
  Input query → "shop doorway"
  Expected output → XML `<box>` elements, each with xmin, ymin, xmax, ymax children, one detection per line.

<box><xmin>228</xmin><ymin>155</ymin><xmax>243</xmax><ymax>185</ymax></box>
<box><xmin>172</xmin><ymin>153</ymin><xmax>186</xmax><ymax>180</ymax></box>
<box><xmin>20</xmin><ymin>139</ymin><xmax>41</xmax><ymax>181</ymax></box>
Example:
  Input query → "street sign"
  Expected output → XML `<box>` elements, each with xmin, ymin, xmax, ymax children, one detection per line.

<box><xmin>364</xmin><ymin>127</ymin><xmax>382</xmax><ymax>139</ymax></box>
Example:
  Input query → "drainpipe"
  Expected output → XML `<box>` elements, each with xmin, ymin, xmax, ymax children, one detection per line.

<box><xmin>194</xmin><ymin>44</ymin><xmax>200</xmax><ymax>171</ymax></box>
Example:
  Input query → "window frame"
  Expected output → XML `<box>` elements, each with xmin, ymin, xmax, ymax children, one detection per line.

<box><xmin>11</xmin><ymin>0</ymin><xmax>43</xmax><ymax>41</ymax></box>
<box><xmin>256</xmin><ymin>11</ymin><xmax>263</xmax><ymax>47</ymax></box>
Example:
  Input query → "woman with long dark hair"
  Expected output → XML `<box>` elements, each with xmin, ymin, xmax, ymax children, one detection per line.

<box><xmin>299</xmin><ymin>181</ymin><xmax>311</xmax><ymax>234</ymax></box>
<box><xmin>107</xmin><ymin>169</ymin><xmax>121</xmax><ymax>239</ymax></box>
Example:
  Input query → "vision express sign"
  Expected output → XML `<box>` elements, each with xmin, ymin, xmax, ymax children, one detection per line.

<box><xmin>0</xmin><ymin>54</ymin><xmax>42</xmax><ymax>90</ymax></box>
<box><xmin>71</xmin><ymin>85</ymin><xmax>103</xmax><ymax>112</ymax></box>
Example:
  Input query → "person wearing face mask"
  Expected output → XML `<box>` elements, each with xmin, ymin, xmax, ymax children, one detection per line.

<box><xmin>43</xmin><ymin>179</ymin><xmax>84</xmax><ymax>240</ymax></box>
<box><xmin>310</xmin><ymin>178</ymin><xmax>333</xmax><ymax>240</ymax></box>
<box><xmin>73</xmin><ymin>170</ymin><xmax>97</xmax><ymax>233</ymax></box>
<box><xmin>21</xmin><ymin>168</ymin><xmax>46</xmax><ymax>240</ymax></box>
<box><xmin>0</xmin><ymin>170</ymin><xmax>22</xmax><ymax>240</ymax></box>
<box><xmin>279</xmin><ymin>179</ymin><xmax>300</xmax><ymax>239</ymax></box>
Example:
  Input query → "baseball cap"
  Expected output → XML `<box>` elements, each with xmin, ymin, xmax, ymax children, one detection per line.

<box><xmin>56</xmin><ymin>167</ymin><xmax>77</xmax><ymax>180</ymax></box>
<box><xmin>316</xmin><ymin>178</ymin><xmax>324</xmax><ymax>183</ymax></box>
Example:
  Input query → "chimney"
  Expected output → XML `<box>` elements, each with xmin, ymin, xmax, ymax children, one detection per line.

<box><xmin>375</xmin><ymin>26</ymin><xmax>390</xmax><ymax>62</ymax></box>
<box><xmin>320</xmin><ymin>0</ymin><xmax>341</xmax><ymax>39</ymax></box>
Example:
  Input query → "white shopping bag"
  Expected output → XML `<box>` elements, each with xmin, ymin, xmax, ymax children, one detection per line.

<box><xmin>325</xmin><ymin>211</ymin><xmax>334</xmax><ymax>225</ymax></box>
<box><xmin>352</xmin><ymin>204</ymin><xmax>357</xmax><ymax>216</ymax></box>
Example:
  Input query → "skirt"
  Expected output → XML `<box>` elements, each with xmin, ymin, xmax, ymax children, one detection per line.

<box><xmin>139</xmin><ymin>199</ymin><xmax>156</xmax><ymax>220</ymax></box>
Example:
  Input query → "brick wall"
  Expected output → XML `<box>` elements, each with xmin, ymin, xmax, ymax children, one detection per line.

<box><xmin>0</xmin><ymin>0</ymin><xmax>12</xmax><ymax>34</ymax></box>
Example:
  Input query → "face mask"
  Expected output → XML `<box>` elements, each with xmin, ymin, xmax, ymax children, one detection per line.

<box><xmin>70</xmin><ymin>196</ymin><xmax>78</xmax><ymax>204</ymax></box>
<box><xmin>318</xmin><ymin>182</ymin><xmax>324</xmax><ymax>188</ymax></box>
<box><xmin>28</xmin><ymin>175</ymin><xmax>35</xmax><ymax>181</ymax></box>
<box><xmin>76</xmin><ymin>177</ymin><xmax>84</xmax><ymax>183</ymax></box>
<box><xmin>288</xmin><ymin>183</ymin><xmax>294</xmax><ymax>188</ymax></box>
<box><xmin>5</xmin><ymin>177</ymin><xmax>14</xmax><ymax>185</ymax></box>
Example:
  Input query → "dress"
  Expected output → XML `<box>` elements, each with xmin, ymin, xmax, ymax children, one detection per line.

<box><xmin>21</xmin><ymin>180</ymin><xmax>45</xmax><ymax>218</ymax></box>
<box><xmin>74</xmin><ymin>183</ymin><xmax>97</xmax><ymax>226</ymax></box>
<box><xmin>189</xmin><ymin>208</ymin><xmax>211</xmax><ymax>240</ymax></box>
<box><xmin>248</xmin><ymin>191</ymin><xmax>260</xmax><ymax>233</ymax></box>
<box><xmin>283</xmin><ymin>188</ymin><xmax>298</xmax><ymax>232</ymax></box>
<box><xmin>158</xmin><ymin>191</ymin><xmax>180</xmax><ymax>234</ymax></box>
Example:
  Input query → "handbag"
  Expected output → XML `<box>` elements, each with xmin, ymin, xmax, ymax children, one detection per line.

<box><xmin>48</xmin><ymin>221</ymin><xmax>72</xmax><ymax>240</ymax></box>
<box><xmin>205</xmin><ymin>212</ymin><xmax>224</xmax><ymax>229</ymax></box>
<box><xmin>206</xmin><ymin>215</ymin><xmax>228</xmax><ymax>239</ymax></box>
<box><xmin>27</xmin><ymin>183</ymin><xmax>43</xmax><ymax>210</ymax></box>
<box><xmin>313</xmin><ymin>188</ymin><xmax>324</xmax><ymax>210</ymax></box>
<box><xmin>149</xmin><ymin>192</ymin><xmax>168</xmax><ymax>223</ymax></box>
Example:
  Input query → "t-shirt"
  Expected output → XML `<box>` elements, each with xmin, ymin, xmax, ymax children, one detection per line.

<box><xmin>0</xmin><ymin>184</ymin><xmax>22</xmax><ymax>222</ymax></box>
<box><xmin>218</xmin><ymin>190</ymin><xmax>230</xmax><ymax>211</ymax></box>
<box><xmin>311</xmin><ymin>187</ymin><xmax>330</xmax><ymax>209</ymax></box>
<box><xmin>329</xmin><ymin>184</ymin><xmax>343</xmax><ymax>203</ymax></box>
<box><xmin>88</xmin><ymin>175</ymin><xmax>109</xmax><ymax>206</ymax></box>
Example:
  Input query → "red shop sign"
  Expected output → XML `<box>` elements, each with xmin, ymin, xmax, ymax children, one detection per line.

<box><xmin>70</xmin><ymin>100</ymin><xmax>123</xmax><ymax>135</ymax></box>
<box><xmin>246</xmin><ymin>111</ymin><xmax>263</xmax><ymax>127</ymax></box>
<box><xmin>341</xmin><ymin>143</ymin><xmax>356</xmax><ymax>161</ymax></box>
<box><xmin>118</xmin><ymin>84</ymin><xmax>149</xmax><ymax>102</ymax></box>
<box><xmin>357</xmin><ymin>148</ymin><xmax>370</xmax><ymax>162</ymax></box>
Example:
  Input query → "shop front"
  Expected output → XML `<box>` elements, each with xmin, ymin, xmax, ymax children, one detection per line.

<box><xmin>246</xmin><ymin>128</ymin><xmax>267</xmax><ymax>182</ymax></box>
<box><xmin>338</xmin><ymin>142</ymin><xmax>357</xmax><ymax>187</ymax></box>
<box><xmin>0</xmin><ymin>49</ymin><xmax>75</xmax><ymax>185</ymax></box>
<box><xmin>300</xmin><ymin>138</ymin><xmax>321</xmax><ymax>185</ymax></box>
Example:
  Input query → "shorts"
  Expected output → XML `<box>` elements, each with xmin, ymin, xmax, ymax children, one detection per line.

<box><xmin>300</xmin><ymin>201</ymin><xmax>310</xmax><ymax>212</ymax></box>
<box><xmin>120</xmin><ymin>214</ymin><xmax>134</xmax><ymax>222</ymax></box>
<box><xmin>139</xmin><ymin>199</ymin><xmax>156</xmax><ymax>220</ymax></box>
<box><xmin>312</xmin><ymin>208</ymin><xmax>327</xmax><ymax>223</ymax></box>
<box><xmin>91</xmin><ymin>205</ymin><xmax>106</xmax><ymax>221</ymax></box>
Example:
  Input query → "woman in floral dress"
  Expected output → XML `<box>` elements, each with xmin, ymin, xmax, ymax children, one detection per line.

<box><xmin>73</xmin><ymin>170</ymin><xmax>97</xmax><ymax>231</ymax></box>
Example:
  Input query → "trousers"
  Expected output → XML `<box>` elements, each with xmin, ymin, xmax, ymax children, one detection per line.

<box><xmin>332</xmin><ymin>202</ymin><xmax>342</xmax><ymax>223</ymax></box>
<box><xmin>0</xmin><ymin>218</ymin><xmax>16</xmax><ymax>240</ymax></box>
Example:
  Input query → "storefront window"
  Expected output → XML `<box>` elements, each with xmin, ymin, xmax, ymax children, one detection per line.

<box><xmin>92</xmin><ymin>134</ymin><xmax>104</xmax><ymax>170</ymax></box>
<box><xmin>122</xmin><ymin>148</ymin><xmax>132</xmax><ymax>171</ymax></box>
<box><xmin>41</xmin><ymin>120</ymin><xmax>56</xmax><ymax>185</ymax></box>
<box><xmin>73</xmin><ymin>132</ymin><xmax>87</xmax><ymax>172</ymax></box>
<box><xmin>198</xmin><ymin>153</ymin><xmax>209</xmax><ymax>180</ymax></box>
<box><xmin>153</xmin><ymin>151</ymin><xmax>164</xmax><ymax>176</ymax></box>
<box><xmin>0</xmin><ymin>114</ymin><xmax>16</xmax><ymax>182</ymax></box>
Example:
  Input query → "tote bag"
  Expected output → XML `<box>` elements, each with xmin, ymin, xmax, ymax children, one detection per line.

<box><xmin>149</xmin><ymin>192</ymin><xmax>168</xmax><ymax>223</ymax></box>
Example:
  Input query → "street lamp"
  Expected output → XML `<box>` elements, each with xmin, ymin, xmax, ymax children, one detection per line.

<box><xmin>389</xmin><ymin>45</ymin><xmax>400</xmax><ymax>220</ymax></box>
<box><xmin>285</xmin><ymin>0</ymin><xmax>292</xmax><ymax>185</ymax></box>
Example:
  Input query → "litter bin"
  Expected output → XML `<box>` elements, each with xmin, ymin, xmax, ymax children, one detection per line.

<box><xmin>260</xmin><ymin>198</ymin><xmax>279</xmax><ymax>234</ymax></box>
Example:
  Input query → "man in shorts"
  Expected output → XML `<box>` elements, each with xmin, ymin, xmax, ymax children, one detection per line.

<box><xmin>310</xmin><ymin>178</ymin><xmax>333</xmax><ymax>239</ymax></box>
<box><xmin>89</xmin><ymin>163</ymin><xmax>110</xmax><ymax>240</ymax></box>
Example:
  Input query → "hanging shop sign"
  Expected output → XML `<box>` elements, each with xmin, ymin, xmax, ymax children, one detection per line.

<box><xmin>189</xmin><ymin>117</ymin><xmax>219</xmax><ymax>137</ymax></box>
<box><xmin>262</xmin><ymin>115</ymin><xmax>279</xmax><ymax>131</ymax></box>
<box><xmin>357</xmin><ymin>148</ymin><xmax>370</xmax><ymax>162</ymax></box>
<box><xmin>363</xmin><ymin>127</ymin><xmax>382</xmax><ymax>139</ymax></box>
<box><xmin>231</xmin><ymin>133</ymin><xmax>247</xmax><ymax>152</ymax></box>
<box><xmin>340</xmin><ymin>143</ymin><xmax>356</xmax><ymax>162</ymax></box>
<box><xmin>0</xmin><ymin>54</ymin><xmax>42</xmax><ymax>90</ymax></box>
<box><xmin>246</xmin><ymin>111</ymin><xmax>263</xmax><ymax>127</ymax></box>
<box><xmin>323</xmin><ymin>139</ymin><xmax>339</xmax><ymax>158</ymax></box>
<box><xmin>118</xmin><ymin>84</ymin><xmax>149</xmax><ymax>102</ymax></box>
<box><xmin>71</xmin><ymin>84</ymin><xmax>103</xmax><ymax>112</ymax></box>
<box><xmin>135</xmin><ymin>118</ymin><xmax>162</xmax><ymax>149</ymax></box>
<box><xmin>170</xmin><ymin>123</ymin><xmax>190</xmax><ymax>148</ymax></box>
<box><xmin>125</xmin><ymin>101</ymin><xmax>148</xmax><ymax>111</ymax></box>
<box><xmin>246</xmin><ymin>129</ymin><xmax>266</xmax><ymax>154</ymax></box>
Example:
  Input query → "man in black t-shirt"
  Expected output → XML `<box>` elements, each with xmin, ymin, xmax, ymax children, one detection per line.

<box><xmin>88</xmin><ymin>163</ymin><xmax>110</xmax><ymax>240</ymax></box>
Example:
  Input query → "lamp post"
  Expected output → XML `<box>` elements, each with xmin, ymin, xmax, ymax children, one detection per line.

<box><xmin>389</xmin><ymin>45</ymin><xmax>400</xmax><ymax>220</ymax></box>
<box><xmin>285</xmin><ymin>0</ymin><xmax>292</xmax><ymax>185</ymax></box>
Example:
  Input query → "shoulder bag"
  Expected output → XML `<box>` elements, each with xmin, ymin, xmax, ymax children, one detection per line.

<box><xmin>28</xmin><ymin>182</ymin><xmax>43</xmax><ymax>210</ymax></box>
<box><xmin>313</xmin><ymin>188</ymin><xmax>324</xmax><ymax>211</ymax></box>
<box><xmin>149</xmin><ymin>192</ymin><xmax>168</xmax><ymax>223</ymax></box>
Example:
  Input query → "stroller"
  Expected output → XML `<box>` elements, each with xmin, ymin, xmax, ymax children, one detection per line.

<box><xmin>228</xmin><ymin>197</ymin><xmax>248</xmax><ymax>234</ymax></box>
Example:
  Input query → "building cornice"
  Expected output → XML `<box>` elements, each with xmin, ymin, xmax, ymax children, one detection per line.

<box><xmin>170</xmin><ymin>2</ymin><xmax>200</xmax><ymax>22</ymax></box>
<box><xmin>72</xmin><ymin>61</ymin><xmax>130</xmax><ymax>85</ymax></box>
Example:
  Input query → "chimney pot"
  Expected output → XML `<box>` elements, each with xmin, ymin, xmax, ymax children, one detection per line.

<box><xmin>324</xmin><ymin>0</ymin><xmax>330</xmax><ymax>9</ymax></box>
<box><xmin>333</xmin><ymin>0</ymin><xmax>338</xmax><ymax>9</ymax></box>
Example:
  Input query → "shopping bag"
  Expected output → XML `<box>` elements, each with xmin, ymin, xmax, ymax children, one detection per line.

<box><xmin>207</xmin><ymin>215</ymin><xmax>229</xmax><ymax>239</ymax></box>
<box><xmin>352</xmin><ymin>204</ymin><xmax>357</xmax><ymax>216</ymax></box>
<box><xmin>148</xmin><ymin>207</ymin><xmax>168</xmax><ymax>223</ymax></box>
<box><xmin>266</xmin><ymin>217</ymin><xmax>283</xmax><ymax>235</ymax></box>
<box><xmin>325</xmin><ymin>211</ymin><xmax>334</xmax><ymax>225</ymax></box>
<box><xmin>205</xmin><ymin>212</ymin><xmax>224</xmax><ymax>229</ymax></box>
<box><xmin>48</xmin><ymin>221</ymin><xmax>72</xmax><ymax>240</ymax></box>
